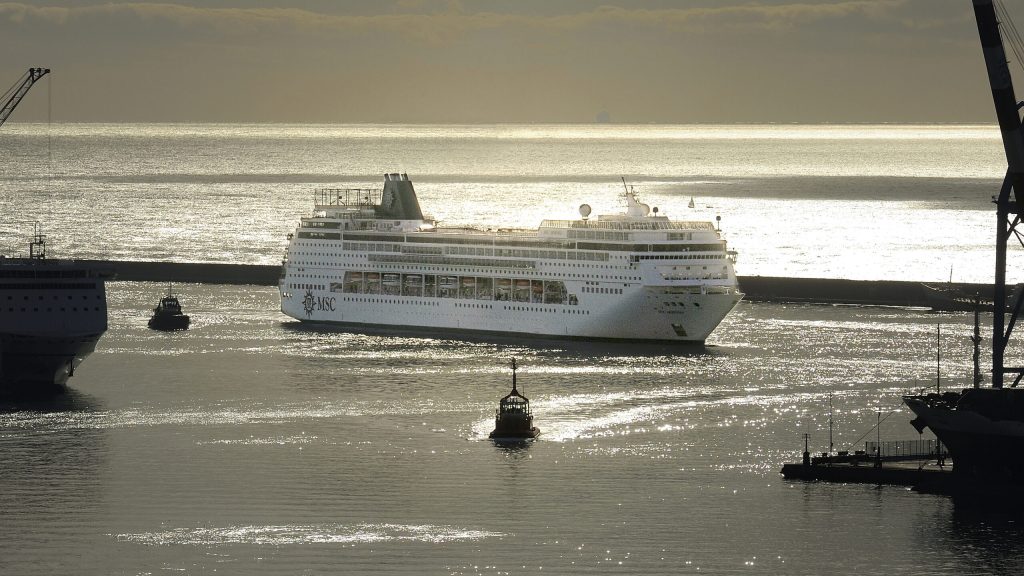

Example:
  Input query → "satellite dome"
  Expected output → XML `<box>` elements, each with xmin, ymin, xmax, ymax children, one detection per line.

<box><xmin>579</xmin><ymin>204</ymin><xmax>592</xmax><ymax>218</ymax></box>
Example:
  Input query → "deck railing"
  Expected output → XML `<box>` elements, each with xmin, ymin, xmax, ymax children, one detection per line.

<box><xmin>864</xmin><ymin>439</ymin><xmax>948</xmax><ymax>459</ymax></box>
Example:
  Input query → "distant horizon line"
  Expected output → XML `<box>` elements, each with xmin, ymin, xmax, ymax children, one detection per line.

<box><xmin>1</xmin><ymin>120</ymin><xmax>1002</xmax><ymax>127</ymax></box>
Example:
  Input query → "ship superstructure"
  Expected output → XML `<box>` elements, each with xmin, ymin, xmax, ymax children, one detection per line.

<box><xmin>280</xmin><ymin>174</ymin><xmax>742</xmax><ymax>343</ymax></box>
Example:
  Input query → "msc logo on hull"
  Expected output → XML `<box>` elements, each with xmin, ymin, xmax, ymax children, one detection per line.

<box><xmin>302</xmin><ymin>290</ymin><xmax>336</xmax><ymax>317</ymax></box>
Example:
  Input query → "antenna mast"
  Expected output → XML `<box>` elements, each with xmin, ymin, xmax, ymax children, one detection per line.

<box><xmin>828</xmin><ymin>391</ymin><xmax>834</xmax><ymax>456</ymax></box>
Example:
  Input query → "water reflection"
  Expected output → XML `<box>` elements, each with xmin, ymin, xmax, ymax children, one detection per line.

<box><xmin>0</xmin><ymin>391</ymin><xmax>107</xmax><ymax>569</ymax></box>
<box><xmin>280</xmin><ymin>319</ymin><xmax>722</xmax><ymax>359</ymax></box>
<box><xmin>0</xmin><ymin>387</ymin><xmax>103</xmax><ymax>414</ymax></box>
<box><xmin>490</xmin><ymin>438</ymin><xmax>536</xmax><ymax>451</ymax></box>
<box><xmin>935</xmin><ymin>499</ymin><xmax>1024</xmax><ymax>574</ymax></box>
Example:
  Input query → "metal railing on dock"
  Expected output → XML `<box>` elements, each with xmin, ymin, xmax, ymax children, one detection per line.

<box><xmin>864</xmin><ymin>439</ymin><xmax>947</xmax><ymax>460</ymax></box>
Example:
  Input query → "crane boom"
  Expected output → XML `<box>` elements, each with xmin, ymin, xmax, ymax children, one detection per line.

<box><xmin>0</xmin><ymin>67</ymin><xmax>50</xmax><ymax>128</ymax></box>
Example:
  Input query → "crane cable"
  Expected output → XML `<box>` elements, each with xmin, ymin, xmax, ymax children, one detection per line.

<box><xmin>995</xmin><ymin>0</ymin><xmax>1024</xmax><ymax>81</ymax></box>
<box><xmin>842</xmin><ymin>402</ymin><xmax>903</xmax><ymax>454</ymax></box>
<box><xmin>0</xmin><ymin>69</ymin><xmax>27</xmax><ymax>108</ymax></box>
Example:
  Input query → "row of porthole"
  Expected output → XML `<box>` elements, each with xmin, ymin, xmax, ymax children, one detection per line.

<box><xmin>287</xmin><ymin>283</ymin><xmax>325</xmax><ymax>291</ymax></box>
<box><xmin>332</xmin><ymin>297</ymin><xmax>591</xmax><ymax>315</ymax></box>
<box><xmin>498</xmin><ymin>305</ymin><xmax>591</xmax><ymax>315</ymax></box>
<box><xmin>582</xmin><ymin>287</ymin><xmax>624</xmax><ymax>294</ymax></box>
<box><xmin>291</xmin><ymin>256</ymin><xmax>642</xmax><ymax>281</ymax></box>
<box><xmin>343</xmin><ymin>297</ymin><xmax>439</xmax><ymax>306</ymax></box>
<box><xmin>292</xmin><ymin>267</ymin><xmax>643</xmax><ymax>282</ymax></box>
<box><xmin>7</xmin><ymin>295</ymin><xmax>100</xmax><ymax>301</ymax></box>
<box><xmin>3</xmin><ymin>307</ymin><xmax>102</xmax><ymax>313</ymax></box>
<box><xmin>665</xmin><ymin>301</ymin><xmax>700</xmax><ymax>307</ymax></box>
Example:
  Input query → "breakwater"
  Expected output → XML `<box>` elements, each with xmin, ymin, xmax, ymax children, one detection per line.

<box><xmin>85</xmin><ymin>260</ymin><xmax>280</xmax><ymax>286</ymax></box>
<box><xmin>739</xmin><ymin>276</ymin><xmax>968</xmax><ymax>308</ymax></box>
<box><xmin>90</xmin><ymin>260</ymin><xmax>988</xmax><ymax>308</ymax></box>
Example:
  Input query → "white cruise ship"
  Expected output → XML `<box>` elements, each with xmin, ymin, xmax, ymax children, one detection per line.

<box><xmin>279</xmin><ymin>174</ymin><xmax>742</xmax><ymax>343</ymax></box>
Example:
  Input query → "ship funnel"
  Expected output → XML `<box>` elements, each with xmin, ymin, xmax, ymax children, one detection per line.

<box><xmin>379</xmin><ymin>173</ymin><xmax>425</xmax><ymax>220</ymax></box>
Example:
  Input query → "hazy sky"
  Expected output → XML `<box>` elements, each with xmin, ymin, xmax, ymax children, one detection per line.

<box><xmin>2</xmin><ymin>0</ymin><xmax>1023</xmax><ymax>123</ymax></box>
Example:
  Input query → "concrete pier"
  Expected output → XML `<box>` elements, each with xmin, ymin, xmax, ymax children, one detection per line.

<box><xmin>85</xmin><ymin>260</ymin><xmax>280</xmax><ymax>286</ymax></box>
<box><xmin>738</xmin><ymin>276</ymin><xmax>938</xmax><ymax>307</ymax></box>
<box><xmin>781</xmin><ymin>460</ymin><xmax>950</xmax><ymax>486</ymax></box>
<box><xmin>87</xmin><ymin>260</ymin><xmax>987</xmax><ymax>308</ymax></box>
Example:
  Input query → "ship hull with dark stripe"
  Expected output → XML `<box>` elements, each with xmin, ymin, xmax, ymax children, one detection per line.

<box><xmin>0</xmin><ymin>332</ymin><xmax>104</xmax><ymax>393</ymax></box>
<box><xmin>0</xmin><ymin>259</ymin><xmax>110</xmax><ymax>394</ymax></box>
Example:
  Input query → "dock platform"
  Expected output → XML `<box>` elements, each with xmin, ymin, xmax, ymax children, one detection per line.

<box><xmin>781</xmin><ymin>459</ymin><xmax>950</xmax><ymax>487</ymax></box>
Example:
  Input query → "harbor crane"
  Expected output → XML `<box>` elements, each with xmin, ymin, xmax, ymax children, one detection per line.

<box><xmin>0</xmin><ymin>68</ymin><xmax>50</xmax><ymax>128</ymax></box>
<box><xmin>975</xmin><ymin>0</ymin><xmax>1024</xmax><ymax>387</ymax></box>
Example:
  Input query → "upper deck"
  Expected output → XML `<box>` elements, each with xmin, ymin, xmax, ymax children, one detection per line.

<box><xmin>292</xmin><ymin>174</ymin><xmax>730</xmax><ymax>252</ymax></box>
<box><xmin>538</xmin><ymin>219</ymin><xmax>714</xmax><ymax>231</ymax></box>
<box><xmin>314</xmin><ymin>187</ymin><xmax>381</xmax><ymax>211</ymax></box>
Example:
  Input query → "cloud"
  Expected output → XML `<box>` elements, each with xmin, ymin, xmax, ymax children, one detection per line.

<box><xmin>0</xmin><ymin>1</ymin><xmax>1007</xmax><ymax>122</ymax></box>
<box><xmin>0</xmin><ymin>1</ymin><xmax>919</xmax><ymax>42</ymax></box>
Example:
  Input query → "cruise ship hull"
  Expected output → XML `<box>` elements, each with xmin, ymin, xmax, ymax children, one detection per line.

<box><xmin>282</xmin><ymin>286</ymin><xmax>741</xmax><ymax>343</ymax></box>
<box><xmin>0</xmin><ymin>331</ymin><xmax>104</xmax><ymax>393</ymax></box>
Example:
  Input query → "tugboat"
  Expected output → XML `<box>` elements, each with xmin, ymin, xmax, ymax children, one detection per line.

<box><xmin>148</xmin><ymin>286</ymin><xmax>190</xmax><ymax>331</ymax></box>
<box><xmin>489</xmin><ymin>358</ymin><xmax>540</xmax><ymax>441</ymax></box>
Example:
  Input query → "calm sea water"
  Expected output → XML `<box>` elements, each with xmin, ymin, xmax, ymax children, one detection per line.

<box><xmin>1</xmin><ymin>125</ymin><xmax>1023</xmax><ymax>575</ymax></box>
<box><xmin>2</xmin><ymin>284</ymin><xmax>1021</xmax><ymax>575</ymax></box>
<box><xmin>0</xmin><ymin>123</ymin><xmax>1013</xmax><ymax>282</ymax></box>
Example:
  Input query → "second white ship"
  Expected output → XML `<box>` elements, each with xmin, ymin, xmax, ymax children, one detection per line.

<box><xmin>280</xmin><ymin>174</ymin><xmax>742</xmax><ymax>343</ymax></box>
